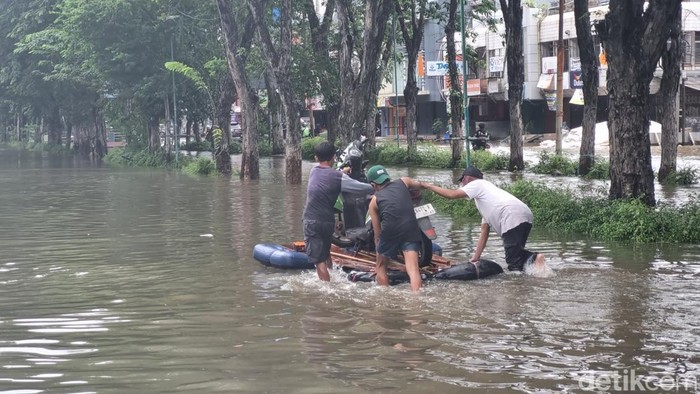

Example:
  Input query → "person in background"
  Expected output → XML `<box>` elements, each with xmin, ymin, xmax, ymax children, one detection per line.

<box><xmin>302</xmin><ymin>141</ymin><xmax>373</xmax><ymax>282</ymax></box>
<box><xmin>366</xmin><ymin>165</ymin><xmax>424</xmax><ymax>292</ymax></box>
<box><xmin>420</xmin><ymin>166</ymin><xmax>546</xmax><ymax>273</ymax></box>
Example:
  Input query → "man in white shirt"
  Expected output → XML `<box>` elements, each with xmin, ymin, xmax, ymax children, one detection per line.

<box><xmin>420</xmin><ymin>166</ymin><xmax>545</xmax><ymax>272</ymax></box>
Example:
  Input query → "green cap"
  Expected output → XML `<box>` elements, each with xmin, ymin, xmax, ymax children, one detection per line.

<box><xmin>367</xmin><ymin>165</ymin><xmax>390</xmax><ymax>185</ymax></box>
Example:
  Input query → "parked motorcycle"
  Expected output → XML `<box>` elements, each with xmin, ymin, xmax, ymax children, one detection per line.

<box><xmin>331</xmin><ymin>137</ymin><xmax>437</xmax><ymax>267</ymax></box>
<box><xmin>469</xmin><ymin>123</ymin><xmax>491</xmax><ymax>150</ymax></box>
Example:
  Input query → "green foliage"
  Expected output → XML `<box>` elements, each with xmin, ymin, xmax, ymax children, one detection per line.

<box><xmin>531</xmin><ymin>151</ymin><xmax>578</xmax><ymax>176</ymax></box>
<box><xmin>302</xmin><ymin>136</ymin><xmax>325</xmax><ymax>161</ymax></box>
<box><xmin>470</xmin><ymin>149</ymin><xmax>509</xmax><ymax>171</ymax></box>
<box><xmin>229</xmin><ymin>140</ymin><xmax>242</xmax><ymax>154</ymax></box>
<box><xmin>183</xmin><ymin>140</ymin><xmax>212</xmax><ymax>152</ymax></box>
<box><xmin>258</xmin><ymin>140</ymin><xmax>273</xmax><ymax>157</ymax></box>
<box><xmin>212</xmin><ymin>127</ymin><xmax>223</xmax><ymax>150</ymax></box>
<box><xmin>183</xmin><ymin>157</ymin><xmax>215</xmax><ymax>176</ymax></box>
<box><xmin>105</xmin><ymin>147</ymin><xmax>169</xmax><ymax>168</ymax></box>
<box><xmin>663</xmin><ymin>166</ymin><xmax>699</xmax><ymax>186</ymax></box>
<box><xmin>414</xmin><ymin>146</ymin><xmax>453</xmax><ymax>168</ymax></box>
<box><xmin>367</xmin><ymin>144</ymin><xmax>409</xmax><ymax>165</ymax></box>
<box><xmin>584</xmin><ymin>158</ymin><xmax>610</xmax><ymax>180</ymax></box>
<box><xmin>426</xmin><ymin>179</ymin><xmax>700</xmax><ymax>243</ymax></box>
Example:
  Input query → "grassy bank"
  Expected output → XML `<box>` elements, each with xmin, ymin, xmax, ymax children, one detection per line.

<box><xmin>423</xmin><ymin>180</ymin><xmax>700</xmax><ymax>243</ymax></box>
<box><xmin>104</xmin><ymin>148</ymin><xmax>217</xmax><ymax>175</ymax></box>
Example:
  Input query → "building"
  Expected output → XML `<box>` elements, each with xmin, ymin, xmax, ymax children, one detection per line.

<box><xmin>378</xmin><ymin>0</ymin><xmax>700</xmax><ymax>143</ymax></box>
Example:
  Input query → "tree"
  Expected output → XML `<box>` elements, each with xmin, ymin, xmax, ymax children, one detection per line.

<box><xmin>596</xmin><ymin>0</ymin><xmax>682</xmax><ymax>206</ymax></box>
<box><xmin>336</xmin><ymin>0</ymin><xmax>394</xmax><ymax>145</ymax></box>
<box><xmin>573</xmin><ymin>0</ymin><xmax>599</xmax><ymax>176</ymax></box>
<box><xmin>248</xmin><ymin>0</ymin><xmax>303</xmax><ymax>184</ymax></box>
<box><xmin>499</xmin><ymin>0</ymin><xmax>525</xmax><ymax>171</ymax></box>
<box><xmin>656</xmin><ymin>7</ymin><xmax>682</xmax><ymax>183</ymax></box>
<box><xmin>393</xmin><ymin>0</ymin><xmax>437</xmax><ymax>158</ymax></box>
<box><xmin>217</xmin><ymin>0</ymin><xmax>261</xmax><ymax>180</ymax></box>
<box><xmin>302</xmin><ymin>0</ymin><xmax>338</xmax><ymax>144</ymax></box>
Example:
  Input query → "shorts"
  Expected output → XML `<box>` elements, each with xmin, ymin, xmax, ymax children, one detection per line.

<box><xmin>303</xmin><ymin>220</ymin><xmax>335</xmax><ymax>265</ymax></box>
<box><xmin>376</xmin><ymin>238</ymin><xmax>421</xmax><ymax>259</ymax></box>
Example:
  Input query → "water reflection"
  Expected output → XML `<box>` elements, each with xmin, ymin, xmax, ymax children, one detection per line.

<box><xmin>0</xmin><ymin>150</ymin><xmax>698</xmax><ymax>393</ymax></box>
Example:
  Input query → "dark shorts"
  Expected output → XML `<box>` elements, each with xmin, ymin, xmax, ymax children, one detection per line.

<box><xmin>303</xmin><ymin>220</ymin><xmax>335</xmax><ymax>265</ymax></box>
<box><xmin>376</xmin><ymin>238</ymin><xmax>421</xmax><ymax>259</ymax></box>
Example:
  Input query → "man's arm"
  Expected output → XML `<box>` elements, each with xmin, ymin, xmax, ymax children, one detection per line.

<box><xmin>368</xmin><ymin>196</ymin><xmax>382</xmax><ymax>248</ymax></box>
<box><xmin>341</xmin><ymin>174</ymin><xmax>374</xmax><ymax>194</ymax></box>
<box><xmin>420</xmin><ymin>182</ymin><xmax>468</xmax><ymax>199</ymax></box>
<box><xmin>470</xmin><ymin>222</ymin><xmax>490</xmax><ymax>262</ymax></box>
<box><xmin>400</xmin><ymin>176</ymin><xmax>422</xmax><ymax>191</ymax></box>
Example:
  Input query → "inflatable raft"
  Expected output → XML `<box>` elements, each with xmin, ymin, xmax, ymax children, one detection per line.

<box><xmin>252</xmin><ymin>241</ymin><xmax>503</xmax><ymax>283</ymax></box>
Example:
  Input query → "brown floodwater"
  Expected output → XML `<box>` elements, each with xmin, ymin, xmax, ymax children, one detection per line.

<box><xmin>0</xmin><ymin>148</ymin><xmax>698</xmax><ymax>393</ymax></box>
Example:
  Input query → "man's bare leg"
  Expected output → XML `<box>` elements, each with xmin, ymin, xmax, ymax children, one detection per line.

<box><xmin>402</xmin><ymin>250</ymin><xmax>422</xmax><ymax>292</ymax></box>
<box><xmin>316</xmin><ymin>259</ymin><xmax>332</xmax><ymax>281</ymax></box>
<box><xmin>375</xmin><ymin>256</ymin><xmax>389</xmax><ymax>286</ymax></box>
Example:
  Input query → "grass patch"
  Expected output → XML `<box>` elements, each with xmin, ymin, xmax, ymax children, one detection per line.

<box><xmin>423</xmin><ymin>179</ymin><xmax>700</xmax><ymax>243</ymax></box>
<box><xmin>183</xmin><ymin>157</ymin><xmax>216</xmax><ymax>176</ymax></box>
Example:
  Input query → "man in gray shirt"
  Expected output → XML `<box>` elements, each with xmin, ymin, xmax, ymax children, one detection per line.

<box><xmin>302</xmin><ymin>141</ymin><xmax>373</xmax><ymax>281</ymax></box>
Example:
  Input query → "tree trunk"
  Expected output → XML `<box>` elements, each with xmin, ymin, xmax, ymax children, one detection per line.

<box><xmin>573</xmin><ymin>0</ymin><xmax>599</xmax><ymax>176</ymax></box>
<box><xmin>500</xmin><ymin>0</ymin><xmax>525</xmax><ymax>171</ymax></box>
<box><xmin>336</xmin><ymin>0</ymin><xmax>393</xmax><ymax>146</ymax></box>
<box><xmin>395</xmin><ymin>0</ymin><xmax>427</xmax><ymax>160</ymax></box>
<box><xmin>446</xmin><ymin>0</ymin><xmax>463</xmax><ymax>167</ymax></box>
<box><xmin>303</xmin><ymin>0</ymin><xmax>339</xmax><ymax>145</ymax></box>
<box><xmin>248</xmin><ymin>0</ymin><xmax>302</xmax><ymax>184</ymax></box>
<box><xmin>185</xmin><ymin>118</ymin><xmax>193</xmax><ymax>147</ymax></box>
<box><xmin>46</xmin><ymin>105</ymin><xmax>63</xmax><ymax>146</ymax></box>
<box><xmin>148</xmin><ymin>117</ymin><xmax>160</xmax><ymax>153</ymax></box>
<box><xmin>598</xmin><ymin>0</ymin><xmax>681</xmax><ymax>205</ymax></box>
<box><xmin>265</xmin><ymin>72</ymin><xmax>285</xmax><ymax>155</ymax></box>
<box><xmin>214</xmin><ymin>73</ymin><xmax>235</xmax><ymax>175</ymax></box>
<box><xmin>217</xmin><ymin>0</ymin><xmax>260</xmax><ymax>180</ymax></box>
<box><xmin>657</xmin><ymin>7</ymin><xmax>682</xmax><ymax>183</ymax></box>
<box><xmin>93</xmin><ymin>108</ymin><xmax>107</xmax><ymax>159</ymax></box>
<box><xmin>164</xmin><ymin>95</ymin><xmax>172</xmax><ymax>158</ymax></box>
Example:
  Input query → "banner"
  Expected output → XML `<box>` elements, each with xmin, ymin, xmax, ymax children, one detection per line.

<box><xmin>488</xmin><ymin>56</ymin><xmax>504</xmax><ymax>73</ymax></box>
<box><xmin>570</xmin><ymin>70</ymin><xmax>584</xmax><ymax>89</ymax></box>
<box><xmin>542</xmin><ymin>56</ymin><xmax>557</xmax><ymax>74</ymax></box>
<box><xmin>467</xmin><ymin>79</ymin><xmax>481</xmax><ymax>96</ymax></box>
<box><xmin>570</xmin><ymin>89</ymin><xmax>584</xmax><ymax>105</ymax></box>
<box><xmin>544</xmin><ymin>92</ymin><xmax>557</xmax><ymax>111</ymax></box>
<box><xmin>426</xmin><ymin>61</ymin><xmax>462</xmax><ymax>76</ymax></box>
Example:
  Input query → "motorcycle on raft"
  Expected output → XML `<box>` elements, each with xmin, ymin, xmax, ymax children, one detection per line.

<box><xmin>331</xmin><ymin>136</ymin><xmax>438</xmax><ymax>268</ymax></box>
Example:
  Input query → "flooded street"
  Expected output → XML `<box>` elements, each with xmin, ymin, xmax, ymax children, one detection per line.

<box><xmin>0</xmin><ymin>148</ymin><xmax>698</xmax><ymax>393</ymax></box>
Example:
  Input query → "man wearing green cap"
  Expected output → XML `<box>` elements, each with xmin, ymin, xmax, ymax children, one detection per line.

<box><xmin>366</xmin><ymin>165</ymin><xmax>424</xmax><ymax>292</ymax></box>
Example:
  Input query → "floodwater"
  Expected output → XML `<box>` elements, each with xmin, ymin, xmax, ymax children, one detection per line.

<box><xmin>0</xmin><ymin>148</ymin><xmax>699</xmax><ymax>393</ymax></box>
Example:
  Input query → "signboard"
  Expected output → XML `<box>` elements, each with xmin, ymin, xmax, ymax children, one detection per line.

<box><xmin>570</xmin><ymin>70</ymin><xmax>584</xmax><ymax>89</ymax></box>
<box><xmin>544</xmin><ymin>91</ymin><xmax>557</xmax><ymax>111</ymax></box>
<box><xmin>488</xmin><ymin>56</ymin><xmax>504</xmax><ymax>73</ymax></box>
<box><xmin>542</xmin><ymin>56</ymin><xmax>557</xmax><ymax>74</ymax></box>
<box><xmin>570</xmin><ymin>89</ymin><xmax>584</xmax><ymax>105</ymax></box>
<box><xmin>467</xmin><ymin>79</ymin><xmax>481</xmax><ymax>96</ymax></box>
<box><xmin>570</xmin><ymin>57</ymin><xmax>581</xmax><ymax>71</ymax></box>
<box><xmin>537</xmin><ymin>73</ymin><xmax>555</xmax><ymax>90</ymax></box>
<box><xmin>426</xmin><ymin>61</ymin><xmax>463</xmax><ymax>76</ymax></box>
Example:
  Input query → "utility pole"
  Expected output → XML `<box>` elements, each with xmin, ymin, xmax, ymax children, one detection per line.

<box><xmin>555</xmin><ymin>0</ymin><xmax>564</xmax><ymax>154</ymax></box>
<box><xmin>461</xmin><ymin>0</ymin><xmax>471</xmax><ymax>167</ymax></box>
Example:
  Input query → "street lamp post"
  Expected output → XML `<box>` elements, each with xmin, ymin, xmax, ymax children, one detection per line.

<box><xmin>393</xmin><ymin>13</ymin><xmax>400</xmax><ymax>147</ymax></box>
<box><xmin>167</xmin><ymin>15</ymin><xmax>180</xmax><ymax>167</ymax></box>
<box><xmin>681</xmin><ymin>39</ymin><xmax>688</xmax><ymax>146</ymax></box>
<box><xmin>460</xmin><ymin>0</ymin><xmax>471</xmax><ymax>168</ymax></box>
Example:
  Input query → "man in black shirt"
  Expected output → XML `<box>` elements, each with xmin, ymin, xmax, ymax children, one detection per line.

<box><xmin>367</xmin><ymin>165</ymin><xmax>424</xmax><ymax>292</ymax></box>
